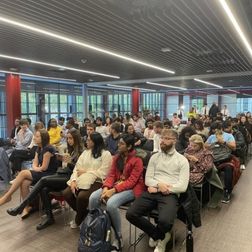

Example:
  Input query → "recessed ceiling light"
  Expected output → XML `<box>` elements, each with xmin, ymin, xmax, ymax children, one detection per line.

<box><xmin>0</xmin><ymin>16</ymin><xmax>175</xmax><ymax>74</ymax></box>
<box><xmin>219</xmin><ymin>0</ymin><xmax>252</xmax><ymax>57</ymax></box>
<box><xmin>81</xmin><ymin>58</ymin><xmax>88</xmax><ymax>64</ymax></box>
<box><xmin>194</xmin><ymin>78</ymin><xmax>223</xmax><ymax>89</ymax></box>
<box><xmin>0</xmin><ymin>54</ymin><xmax>120</xmax><ymax>79</ymax></box>
<box><xmin>107</xmin><ymin>84</ymin><xmax>155</xmax><ymax>92</ymax></box>
<box><xmin>228</xmin><ymin>80</ymin><xmax>233</xmax><ymax>82</ymax></box>
<box><xmin>58</xmin><ymin>67</ymin><xmax>66</xmax><ymax>71</ymax></box>
<box><xmin>146</xmin><ymin>81</ymin><xmax>187</xmax><ymax>90</ymax></box>
<box><xmin>206</xmin><ymin>69</ymin><xmax>213</xmax><ymax>73</ymax></box>
<box><xmin>161</xmin><ymin>47</ymin><xmax>172</xmax><ymax>53</ymax></box>
<box><xmin>9</xmin><ymin>67</ymin><xmax>18</xmax><ymax>71</ymax></box>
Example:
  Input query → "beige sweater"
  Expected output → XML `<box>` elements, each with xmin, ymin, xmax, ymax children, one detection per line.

<box><xmin>67</xmin><ymin>149</ymin><xmax>112</xmax><ymax>189</ymax></box>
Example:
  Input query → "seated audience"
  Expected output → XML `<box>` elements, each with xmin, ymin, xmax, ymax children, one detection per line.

<box><xmin>125</xmin><ymin>123</ymin><xmax>146</xmax><ymax>147</ymax></box>
<box><xmin>105</xmin><ymin>122</ymin><xmax>121</xmax><ymax>155</ymax></box>
<box><xmin>7</xmin><ymin>128</ymin><xmax>83</xmax><ymax>230</ymax></box>
<box><xmin>83</xmin><ymin>123</ymin><xmax>96</xmax><ymax>147</ymax></box>
<box><xmin>47</xmin><ymin>118</ymin><xmax>62</xmax><ymax>146</ymax></box>
<box><xmin>194</xmin><ymin>120</ymin><xmax>209</xmax><ymax>139</ymax></box>
<box><xmin>163</xmin><ymin>120</ymin><xmax>173</xmax><ymax>129</ymax></box>
<box><xmin>225</xmin><ymin>121</ymin><xmax>246</xmax><ymax>170</ymax></box>
<box><xmin>89</xmin><ymin>134</ymin><xmax>145</xmax><ymax>250</ymax></box>
<box><xmin>153</xmin><ymin>121</ymin><xmax>164</xmax><ymax>153</ymax></box>
<box><xmin>10</xmin><ymin>118</ymin><xmax>21</xmax><ymax>142</ymax></box>
<box><xmin>144</xmin><ymin>119</ymin><xmax>155</xmax><ymax>140</ymax></box>
<box><xmin>9</xmin><ymin>121</ymin><xmax>44</xmax><ymax>175</ymax></box>
<box><xmin>63</xmin><ymin>132</ymin><xmax>112</xmax><ymax>228</ymax></box>
<box><xmin>126</xmin><ymin>129</ymin><xmax>189</xmax><ymax>252</ymax></box>
<box><xmin>184</xmin><ymin>134</ymin><xmax>213</xmax><ymax>185</ymax></box>
<box><xmin>172</xmin><ymin>113</ymin><xmax>181</xmax><ymax>128</ymax></box>
<box><xmin>132</xmin><ymin>113</ymin><xmax>145</xmax><ymax>133</ymax></box>
<box><xmin>79</xmin><ymin>118</ymin><xmax>91</xmax><ymax>138</ymax></box>
<box><xmin>105</xmin><ymin>117</ymin><xmax>113</xmax><ymax>136</ymax></box>
<box><xmin>175</xmin><ymin>126</ymin><xmax>196</xmax><ymax>154</ymax></box>
<box><xmin>0</xmin><ymin>129</ymin><xmax>58</xmax><ymax>218</ymax></box>
<box><xmin>205</xmin><ymin>122</ymin><xmax>236</xmax><ymax>203</ymax></box>
<box><xmin>95</xmin><ymin>117</ymin><xmax>108</xmax><ymax>139</ymax></box>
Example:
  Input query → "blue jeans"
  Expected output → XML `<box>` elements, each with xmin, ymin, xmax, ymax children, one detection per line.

<box><xmin>89</xmin><ymin>188</ymin><xmax>135</xmax><ymax>236</ymax></box>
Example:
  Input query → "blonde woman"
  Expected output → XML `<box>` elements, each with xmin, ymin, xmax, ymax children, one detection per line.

<box><xmin>184</xmin><ymin>134</ymin><xmax>213</xmax><ymax>185</ymax></box>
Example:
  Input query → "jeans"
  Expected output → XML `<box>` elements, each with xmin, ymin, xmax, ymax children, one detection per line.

<box><xmin>126</xmin><ymin>191</ymin><xmax>179</xmax><ymax>241</ymax></box>
<box><xmin>89</xmin><ymin>188</ymin><xmax>135</xmax><ymax>236</ymax></box>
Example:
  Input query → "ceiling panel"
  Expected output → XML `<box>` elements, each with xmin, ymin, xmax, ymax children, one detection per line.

<box><xmin>0</xmin><ymin>0</ymin><xmax>251</xmax><ymax>88</ymax></box>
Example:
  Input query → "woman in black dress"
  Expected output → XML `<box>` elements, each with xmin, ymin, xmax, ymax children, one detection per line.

<box><xmin>6</xmin><ymin>128</ymin><xmax>83</xmax><ymax>230</ymax></box>
<box><xmin>0</xmin><ymin>129</ymin><xmax>58</xmax><ymax>217</ymax></box>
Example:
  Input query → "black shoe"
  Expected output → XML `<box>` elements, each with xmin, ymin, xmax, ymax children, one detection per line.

<box><xmin>7</xmin><ymin>207</ymin><xmax>23</xmax><ymax>216</ymax></box>
<box><xmin>36</xmin><ymin>216</ymin><xmax>55</xmax><ymax>230</ymax></box>
<box><xmin>221</xmin><ymin>190</ymin><xmax>231</xmax><ymax>204</ymax></box>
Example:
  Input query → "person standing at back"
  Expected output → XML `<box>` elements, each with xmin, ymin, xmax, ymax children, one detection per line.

<box><xmin>201</xmin><ymin>103</ymin><xmax>209</xmax><ymax>116</ymax></box>
<box><xmin>221</xmin><ymin>105</ymin><xmax>230</xmax><ymax>119</ymax></box>
<box><xmin>209</xmin><ymin>102</ymin><xmax>220</xmax><ymax>118</ymax></box>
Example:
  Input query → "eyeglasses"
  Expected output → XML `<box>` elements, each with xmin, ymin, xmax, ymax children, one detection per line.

<box><xmin>160</xmin><ymin>136</ymin><xmax>176</xmax><ymax>141</ymax></box>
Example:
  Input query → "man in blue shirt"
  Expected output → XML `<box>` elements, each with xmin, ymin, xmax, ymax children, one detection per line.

<box><xmin>205</xmin><ymin>122</ymin><xmax>236</xmax><ymax>203</ymax></box>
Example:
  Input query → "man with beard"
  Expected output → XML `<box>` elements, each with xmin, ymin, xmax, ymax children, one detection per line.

<box><xmin>126</xmin><ymin>129</ymin><xmax>189</xmax><ymax>252</ymax></box>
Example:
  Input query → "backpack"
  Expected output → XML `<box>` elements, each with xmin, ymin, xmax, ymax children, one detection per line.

<box><xmin>78</xmin><ymin>208</ymin><xmax>121</xmax><ymax>252</ymax></box>
<box><xmin>210</xmin><ymin>143</ymin><xmax>232</xmax><ymax>163</ymax></box>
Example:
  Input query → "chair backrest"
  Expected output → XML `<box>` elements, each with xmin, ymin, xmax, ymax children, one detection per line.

<box><xmin>0</xmin><ymin>147</ymin><xmax>11</xmax><ymax>185</ymax></box>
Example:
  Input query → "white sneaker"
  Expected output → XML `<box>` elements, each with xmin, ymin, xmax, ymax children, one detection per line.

<box><xmin>240</xmin><ymin>164</ymin><xmax>246</xmax><ymax>170</ymax></box>
<box><xmin>149</xmin><ymin>237</ymin><xmax>158</xmax><ymax>248</ymax></box>
<box><xmin>154</xmin><ymin>232</ymin><xmax>171</xmax><ymax>252</ymax></box>
<box><xmin>69</xmin><ymin>220</ymin><xmax>78</xmax><ymax>229</ymax></box>
<box><xmin>111</xmin><ymin>237</ymin><xmax>124</xmax><ymax>251</ymax></box>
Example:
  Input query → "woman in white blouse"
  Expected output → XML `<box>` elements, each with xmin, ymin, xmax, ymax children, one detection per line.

<box><xmin>63</xmin><ymin>132</ymin><xmax>112</xmax><ymax>228</ymax></box>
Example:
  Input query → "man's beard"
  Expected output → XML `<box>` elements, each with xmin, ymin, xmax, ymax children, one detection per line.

<box><xmin>160</xmin><ymin>143</ymin><xmax>174</xmax><ymax>153</ymax></box>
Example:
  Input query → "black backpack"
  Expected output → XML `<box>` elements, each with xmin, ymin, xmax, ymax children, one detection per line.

<box><xmin>78</xmin><ymin>208</ymin><xmax>121</xmax><ymax>252</ymax></box>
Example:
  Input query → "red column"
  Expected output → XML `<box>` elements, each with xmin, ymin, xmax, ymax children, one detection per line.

<box><xmin>132</xmin><ymin>89</ymin><xmax>140</xmax><ymax>114</ymax></box>
<box><xmin>5</xmin><ymin>74</ymin><xmax>21</xmax><ymax>136</ymax></box>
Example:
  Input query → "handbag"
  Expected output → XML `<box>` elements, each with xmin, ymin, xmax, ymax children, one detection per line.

<box><xmin>210</xmin><ymin>143</ymin><xmax>232</xmax><ymax>163</ymax></box>
<box><xmin>56</xmin><ymin>166</ymin><xmax>72</xmax><ymax>175</ymax></box>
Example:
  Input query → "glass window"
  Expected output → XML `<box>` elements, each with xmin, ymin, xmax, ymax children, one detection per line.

<box><xmin>140</xmin><ymin>92</ymin><xmax>164</xmax><ymax>119</ymax></box>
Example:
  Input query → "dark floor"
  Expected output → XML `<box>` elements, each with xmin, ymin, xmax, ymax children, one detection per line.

<box><xmin>1</xmin><ymin>158</ymin><xmax>252</xmax><ymax>252</ymax></box>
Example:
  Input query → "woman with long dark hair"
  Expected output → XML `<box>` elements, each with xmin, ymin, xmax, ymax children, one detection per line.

<box><xmin>63</xmin><ymin>132</ymin><xmax>112</xmax><ymax>228</ymax></box>
<box><xmin>0</xmin><ymin>129</ymin><xmax>58</xmax><ymax>215</ymax></box>
<box><xmin>125</xmin><ymin>123</ymin><xmax>146</xmax><ymax>147</ymax></box>
<box><xmin>175</xmin><ymin>126</ymin><xmax>196</xmax><ymax>154</ymax></box>
<box><xmin>7</xmin><ymin>128</ymin><xmax>83</xmax><ymax>229</ymax></box>
<box><xmin>89</xmin><ymin>134</ymin><xmax>145</xmax><ymax>250</ymax></box>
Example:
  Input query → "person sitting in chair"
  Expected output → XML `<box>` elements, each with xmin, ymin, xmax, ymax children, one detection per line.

<box><xmin>184</xmin><ymin>134</ymin><xmax>213</xmax><ymax>185</ymax></box>
<box><xmin>126</xmin><ymin>129</ymin><xmax>189</xmax><ymax>252</ymax></box>
<box><xmin>7</xmin><ymin>128</ymin><xmax>83</xmax><ymax>230</ymax></box>
<box><xmin>89</xmin><ymin>134</ymin><xmax>145</xmax><ymax>251</ymax></box>
<box><xmin>0</xmin><ymin>129</ymin><xmax>58</xmax><ymax>218</ymax></box>
<box><xmin>205</xmin><ymin>122</ymin><xmax>236</xmax><ymax>203</ymax></box>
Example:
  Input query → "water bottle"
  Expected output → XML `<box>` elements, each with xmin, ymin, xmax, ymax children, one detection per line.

<box><xmin>186</xmin><ymin>230</ymin><xmax>193</xmax><ymax>252</ymax></box>
<box><xmin>62</xmin><ymin>149</ymin><xmax>69</xmax><ymax>169</ymax></box>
